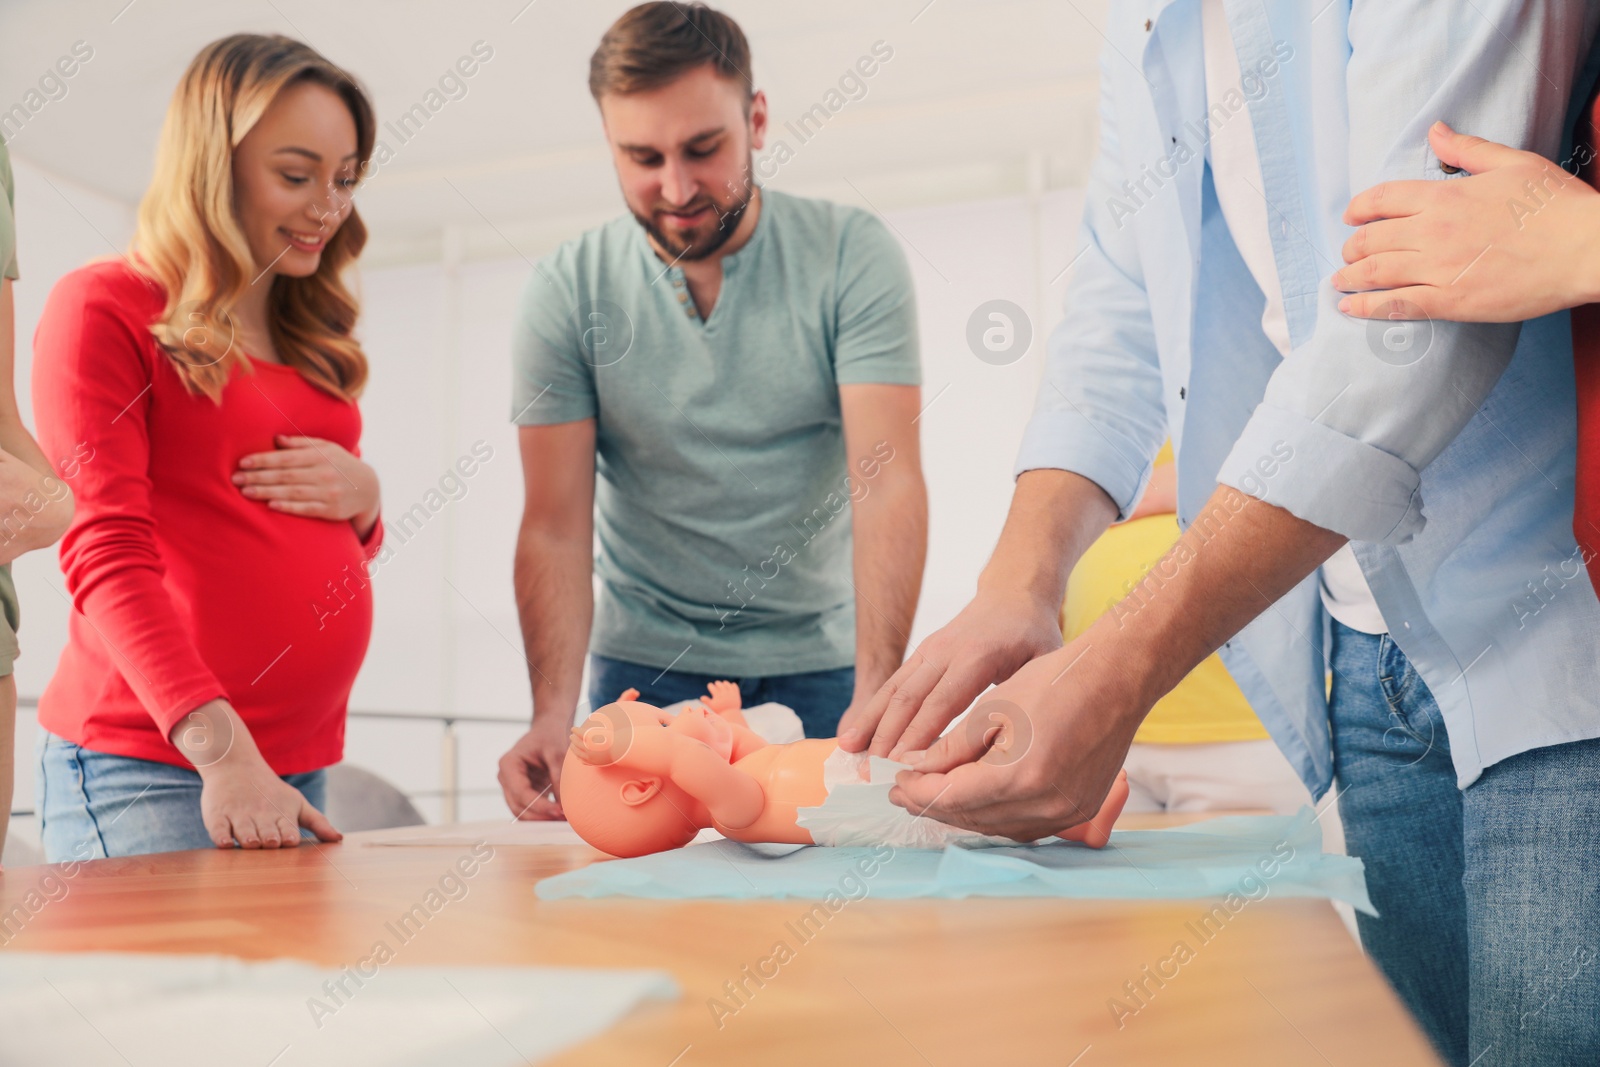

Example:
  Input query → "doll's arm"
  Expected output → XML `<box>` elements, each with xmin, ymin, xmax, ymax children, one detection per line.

<box><xmin>570</xmin><ymin>718</ymin><xmax>765</xmax><ymax>829</ymax></box>
<box><xmin>699</xmin><ymin>680</ymin><xmax>749</xmax><ymax>727</ymax></box>
<box><xmin>665</xmin><ymin>738</ymin><xmax>766</xmax><ymax>830</ymax></box>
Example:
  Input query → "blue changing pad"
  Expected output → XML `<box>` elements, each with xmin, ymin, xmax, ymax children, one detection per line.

<box><xmin>535</xmin><ymin>808</ymin><xmax>1374</xmax><ymax>914</ymax></box>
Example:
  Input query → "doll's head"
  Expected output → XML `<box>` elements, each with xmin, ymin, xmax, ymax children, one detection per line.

<box><xmin>561</xmin><ymin>698</ymin><xmax>714</xmax><ymax>858</ymax></box>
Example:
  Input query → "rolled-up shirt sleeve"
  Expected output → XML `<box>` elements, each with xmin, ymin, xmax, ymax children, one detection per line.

<box><xmin>1219</xmin><ymin>0</ymin><xmax>1598</xmax><ymax>544</ymax></box>
<box><xmin>1015</xmin><ymin>36</ymin><xmax>1168</xmax><ymax>518</ymax></box>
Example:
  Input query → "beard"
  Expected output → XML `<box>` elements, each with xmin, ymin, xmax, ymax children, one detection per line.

<box><xmin>631</xmin><ymin>161</ymin><xmax>756</xmax><ymax>262</ymax></box>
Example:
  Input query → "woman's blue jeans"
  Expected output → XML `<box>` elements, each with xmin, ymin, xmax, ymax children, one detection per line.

<box><xmin>37</xmin><ymin>730</ymin><xmax>326</xmax><ymax>861</ymax></box>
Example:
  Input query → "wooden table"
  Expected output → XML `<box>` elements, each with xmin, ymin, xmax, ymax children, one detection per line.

<box><xmin>0</xmin><ymin>815</ymin><xmax>1441</xmax><ymax>1066</ymax></box>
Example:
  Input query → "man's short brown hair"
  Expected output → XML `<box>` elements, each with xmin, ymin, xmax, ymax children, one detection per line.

<box><xmin>589</xmin><ymin>2</ymin><xmax>753</xmax><ymax>102</ymax></box>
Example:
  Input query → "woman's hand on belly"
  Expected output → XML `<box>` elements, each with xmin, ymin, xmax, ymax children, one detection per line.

<box><xmin>172</xmin><ymin>698</ymin><xmax>343</xmax><ymax>849</ymax></box>
<box><xmin>234</xmin><ymin>434</ymin><xmax>380</xmax><ymax>538</ymax></box>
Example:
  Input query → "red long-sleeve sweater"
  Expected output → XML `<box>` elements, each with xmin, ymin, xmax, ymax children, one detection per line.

<box><xmin>31</xmin><ymin>259</ymin><xmax>381</xmax><ymax>774</ymax></box>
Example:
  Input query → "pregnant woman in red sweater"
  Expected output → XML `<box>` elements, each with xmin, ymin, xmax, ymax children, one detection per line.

<box><xmin>32</xmin><ymin>35</ymin><xmax>383</xmax><ymax>860</ymax></box>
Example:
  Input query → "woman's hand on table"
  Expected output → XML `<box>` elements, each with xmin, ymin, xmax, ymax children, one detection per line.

<box><xmin>234</xmin><ymin>434</ymin><xmax>380</xmax><ymax>538</ymax></box>
<box><xmin>1335</xmin><ymin>121</ymin><xmax>1600</xmax><ymax>323</ymax></box>
<box><xmin>498</xmin><ymin>715</ymin><xmax>571</xmax><ymax>820</ymax></box>
<box><xmin>171</xmin><ymin>699</ymin><xmax>342</xmax><ymax>849</ymax></box>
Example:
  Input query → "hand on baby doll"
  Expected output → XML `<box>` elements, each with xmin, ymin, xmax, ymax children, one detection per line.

<box><xmin>561</xmin><ymin>681</ymin><xmax>1131</xmax><ymax>858</ymax></box>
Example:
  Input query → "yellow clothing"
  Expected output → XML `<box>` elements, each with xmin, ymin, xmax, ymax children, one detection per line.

<box><xmin>1062</xmin><ymin>475</ymin><xmax>1268</xmax><ymax>745</ymax></box>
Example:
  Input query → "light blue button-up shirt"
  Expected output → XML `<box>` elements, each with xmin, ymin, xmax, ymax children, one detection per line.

<box><xmin>1019</xmin><ymin>0</ymin><xmax>1600</xmax><ymax>794</ymax></box>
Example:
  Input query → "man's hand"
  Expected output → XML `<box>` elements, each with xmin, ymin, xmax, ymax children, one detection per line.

<box><xmin>1335</xmin><ymin>121</ymin><xmax>1600</xmax><ymax>323</ymax></box>
<box><xmin>839</xmin><ymin>468</ymin><xmax>1120</xmax><ymax>760</ymax></box>
<box><xmin>498</xmin><ymin>716</ymin><xmax>573</xmax><ymax>820</ymax></box>
<box><xmin>889</xmin><ymin>485</ymin><xmax>1345</xmax><ymax>838</ymax></box>
<box><xmin>837</xmin><ymin>586</ymin><xmax>1066</xmax><ymax>759</ymax></box>
<box><xmin>888</xmin><ymin>632</ymin><xmax>1144</xmax><ymax>841</ymax></box>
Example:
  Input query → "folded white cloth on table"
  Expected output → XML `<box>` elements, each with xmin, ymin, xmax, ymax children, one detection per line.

<box><xmin>0</xmin><ymin>952</ymin><xmax>677</xmax><ymax>1067</ymax></box>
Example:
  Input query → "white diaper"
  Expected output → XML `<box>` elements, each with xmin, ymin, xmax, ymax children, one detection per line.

<box><xmin>794</xmin><ymin>747</ymin><xmax>1025</xmax><ymax>849</ymax></box>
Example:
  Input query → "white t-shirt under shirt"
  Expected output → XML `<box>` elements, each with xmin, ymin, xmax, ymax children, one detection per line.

<box><xmin>1199</xmin><ymin>0</ymin><xmax>1387</xmax><ymax>635</ymax></box>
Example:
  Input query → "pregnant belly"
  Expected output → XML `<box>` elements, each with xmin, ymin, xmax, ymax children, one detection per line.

<box><xmin>164</xmin><ymin>520</ymin><xmax>374</xmax><ymax>703</ymax></box>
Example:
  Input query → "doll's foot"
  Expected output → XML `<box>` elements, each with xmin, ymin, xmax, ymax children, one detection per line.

<box><xmin>1055</xmin><ymin>769</ymin><xmax>1130</xmax><ymax>849</ymax></box>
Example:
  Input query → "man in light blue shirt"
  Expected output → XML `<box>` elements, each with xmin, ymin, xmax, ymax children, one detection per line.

<box><xmin>844</xmin><ymin>3</ymin><xmax>1600</xmax><ymax>1063</ymax></box>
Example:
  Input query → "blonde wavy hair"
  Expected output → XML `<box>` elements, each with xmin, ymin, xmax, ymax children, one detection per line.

<box><xmin>132</xmin><ymin>34</ymin><xmax>375</xmax><ymax>402</ymax></box>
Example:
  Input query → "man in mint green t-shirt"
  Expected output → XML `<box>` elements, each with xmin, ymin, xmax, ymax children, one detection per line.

<box><xmin>496</xmin><ymin>3</ymin><xmax>927</xmax><ymax>819</ymax></box>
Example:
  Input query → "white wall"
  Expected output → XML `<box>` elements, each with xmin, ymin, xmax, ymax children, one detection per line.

<box><xmin>6</xmin><ymin>160</ymin><xmax>1088</xmax><ymax>832</ymax></box>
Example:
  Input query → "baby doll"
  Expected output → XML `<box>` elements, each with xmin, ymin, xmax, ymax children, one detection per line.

<box><xmin>561</xmin><ymin>682</ymin><xmax>1130</xmax><ymax>858</ymax></box>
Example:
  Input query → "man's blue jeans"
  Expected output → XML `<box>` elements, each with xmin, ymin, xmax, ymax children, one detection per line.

<box><xmin>587</xmin><ymin>654</ymin><xmax>855</xmax><ymax>738</ymax></box>
<box><xmin>37</xmin><ymin>731</ymin><xmax>327</xmax><ymax>861</ymax></box>
<box><xmin>1329</xmin><ymin>621</ymin><xmax>1600</xmax><ymax>1067</ymax></box>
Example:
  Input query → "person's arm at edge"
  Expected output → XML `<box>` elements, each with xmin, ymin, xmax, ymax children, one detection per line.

<box><xmin>838</xmin><ymin>383</ymin><xmax>928</xmax><ymax>718</ymax></box>
<box><xmin>1335</xmin><ymin>122</ymin><xmax>1600</xmax><ymax>322</ymax></box>
<box><xmin>0</xmin><ymin>279</ymin><xmax>72</xmax><ymax>560</ymax></box>
<box><xmin>1214</xmin><ymin>0</ymin><xmax>1597</xmax><ymax>552</ymax></box>
<box><xmin>497</xmin><ymin>419</ymin><xmax>595</xmax><ymax>819</ymax></box>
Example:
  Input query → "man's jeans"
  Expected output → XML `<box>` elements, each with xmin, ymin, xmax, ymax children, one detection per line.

<box><xmin>37</xmin><ymin>730</ymin><xmax>327</xmax><ymax>861</ymax></box>
<box><xmin>587</xmin><ymin>654</ymin><xmax>854</xmax><ymax>738</ymax></box>
<box><xmin>1329</xmin><ymin>621</ymin><xmax>1600</xmax><ymax>1067</ymax></box>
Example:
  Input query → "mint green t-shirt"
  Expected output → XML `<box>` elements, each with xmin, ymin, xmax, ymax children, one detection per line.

<box><xmin>0</xmin><ymin>140</ymin><xmax>22</xmax><ymax>676</ymax></box>
<box><xmin>511</xmin><ymin>189</ymin><xmax>920</xmax><ymax>676</ymax></box>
